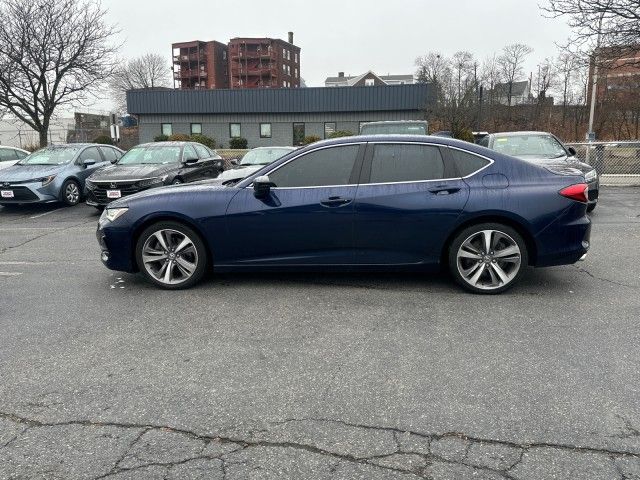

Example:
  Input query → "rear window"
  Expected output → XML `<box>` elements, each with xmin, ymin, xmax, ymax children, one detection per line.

<box><xmin>369</xmin><ymin>144</ymin><xmax>444</xmax><ymax>183</ymax></box>
<box><xmin>448</xmin><ymin>149</ymin><xmax>490</xmax><ymax>177</ymax></box>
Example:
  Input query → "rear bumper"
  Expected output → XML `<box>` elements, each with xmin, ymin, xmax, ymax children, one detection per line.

<box><xmin>534</xmin><ymin>204</ymin><xmax>591</xmax><ymax>267</ymax></box>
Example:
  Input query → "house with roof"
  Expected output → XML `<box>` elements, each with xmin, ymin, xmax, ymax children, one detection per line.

<box><xmin>490</xmin><ymin>80</ymin><xmax>531</xmax><ymax>106</ymax></box>
<box><xmin>325</xmin><ymin>71</ymin><xmax>415</xmax><ymax>87</ymax></box>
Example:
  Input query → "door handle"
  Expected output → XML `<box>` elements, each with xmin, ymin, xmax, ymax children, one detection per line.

<box><xmin>320</xmin><ymin>196</ymin><xmax>352</xmax><ymax>207</ymax></box>
<box><xmin>428</xmin><ymin>186</ymin><xmax>460</xmax><ymax>195</ymax></box>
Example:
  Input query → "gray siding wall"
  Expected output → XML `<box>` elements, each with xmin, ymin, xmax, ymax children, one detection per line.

<box><xmin>139</xmin><ymin>111</ymin><xmax>424</xmax><ymax>148</ymax></box>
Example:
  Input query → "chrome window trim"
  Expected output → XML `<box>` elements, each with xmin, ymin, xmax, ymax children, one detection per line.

<box><xmin>90</xmin><ymin>178</ymin><xmax>155</xmax><ymax>184</ymax></box>
<box><xmin>248</xmin><ymin>141</ymin><xmax>495</xmax><ymax>190</ymax></box>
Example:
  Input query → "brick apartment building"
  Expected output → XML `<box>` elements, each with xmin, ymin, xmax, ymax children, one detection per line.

<box><xmin>172</xmin><ymin>33</ymin><xmax>300</xmax><ymax>90</ymax></box>
<box><xmin>589</xmin><ymin>46</ymin><xmax>640</xmax><ymax>102</ymax></box>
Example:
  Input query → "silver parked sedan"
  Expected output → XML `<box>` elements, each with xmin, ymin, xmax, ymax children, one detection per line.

<box><xmin>0</xmin><ymin>144</ymin><xmax>123</xmax><ymax>206</ymax></box>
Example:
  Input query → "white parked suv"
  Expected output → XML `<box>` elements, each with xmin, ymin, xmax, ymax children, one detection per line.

<box><xmin>0</xmin><ymin>146</ymin><xmax>30</xmax><ymax>170</ymax></box>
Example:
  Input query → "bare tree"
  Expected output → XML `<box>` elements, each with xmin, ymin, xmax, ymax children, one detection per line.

<box><xmin>497</xmin><ymin>43</ymin><xmax>533</xmax><ymax>106</ymax></box>
<box><xmin>542</xmin><ymin>0</ymin><xmax>640</xmax><ymax>66</ymax></box>
<box><xmin>110</xmin><ymin>53</ymin><xmax>171</xmax><ymax>113</ymax></box>
<box><xmin>0</xmin><ymin>0</ymin><xmax>118</xmax><ymax>147</ymax></box>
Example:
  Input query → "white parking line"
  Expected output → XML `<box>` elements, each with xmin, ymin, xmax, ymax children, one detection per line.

<box><xmin>29</xmin><ymin>208</ymin><xmax>63</xmax><ymax>219</ymax></box>
<box><xmin>0</xmin><ymin>272</ymin><xmax>22</xmax><ymax>276</ymax></box>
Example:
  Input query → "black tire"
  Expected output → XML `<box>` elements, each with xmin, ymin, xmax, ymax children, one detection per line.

<box><xmin>448</xmin><ymin>222</ymin><xmax>528</xmax><ymax>294</ymax></box>
<box><xmin>135</xmin><ymin>221</ymin><xmax>208</xmax><ymax>290</ymax></box>
<box><xmin>587</xmin><ymin>203</ymin><xmax>596</xmax><ymax>213</ymax></box>
<box><xmin>171</xmin><ymin>178</ymin><xmax>183</xmax><ymax>185</ymax></box>
<box><xmin>60</xmin><ymin>179</ymin><xmax>81</xmax><ymax>206</ymax></box>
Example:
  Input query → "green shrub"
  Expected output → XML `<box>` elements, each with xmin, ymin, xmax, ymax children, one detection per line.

<box><xmin>327</xmin><ymin>130</ymin><xmax>354</xmax><ymax>139</ymax></box>
<box><xmin>93</xmin><ymin>134</ymin><xmax>114</xmax><ymax>145</ymax></box>
<box><xmin>168</xmin><ymin>133</ymin><xmax>191</xmax><ymax>142</ymax></box>
<box><xmin>229</xmin><ymin>137</ymin><xmax>248</xmax><ymax>149</ymax></box>
<box><xmin>154</xmin><ymin>134</ymin><xmax>169</xmax><ymax>142</ymax></box>
<box><xmin>189</xmin><ymin>133</ymin><xmax>216</xmax><ymax>149</ymax></box>
<box><xmin>302</xmin><ymin>135</ymin><xmax>321</xmax><ymax>145</ymax></box>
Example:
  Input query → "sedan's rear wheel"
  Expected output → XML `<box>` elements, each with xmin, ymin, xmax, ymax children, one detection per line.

<box><xmin>135</xmin><ymin>222</ymin><xmax>207</xmax><ymax>289</ymax></box>
<box><xmin>448</xmin><ymin>223</ymin><xmax>528</xmax><ymax>294</ymax></box>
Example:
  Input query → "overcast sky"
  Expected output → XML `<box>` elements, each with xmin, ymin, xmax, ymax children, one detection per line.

<box><xmin>96</xmin><ymin>0</ymin><xmax>572</xmax><ymax>109</ymax></box>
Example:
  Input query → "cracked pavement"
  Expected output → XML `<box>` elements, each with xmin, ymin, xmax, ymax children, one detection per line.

<box><xmin>0</xmin><ymin>187</ymin><xmax>639</xmax><ymax>479</ymax></box>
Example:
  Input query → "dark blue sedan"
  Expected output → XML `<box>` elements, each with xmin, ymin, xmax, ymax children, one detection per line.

<box><xmin>96</xmin><ymin>136</ymin><xmax>591</xmax><ymax>293</ymax></box>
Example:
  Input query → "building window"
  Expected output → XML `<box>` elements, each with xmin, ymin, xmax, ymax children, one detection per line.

<box><xmin>161</xmin><ymin>123</ymin><xmax>172</xmax><ymax>136</ymax></box>
<box><xmin>324</xmin><ymin>122</ymin><xmax>336</xmax><ymax>139</ymax></box>
<box><xmin>365</xmin><ymin>78</ymin><xmax>375</xmax><ymax>86</ymax></box>
<box><xmin>190</xmin><ymin>123</ymin><xmax>202</xmax><ymax>135</ymax></box>
<box><xmin>294</xmin><ymin>68</ymin><xmax>298</xmax><ymax>78</ymax></box>
<box><xmin>295</xmin><ymin>53</ymin><xmax>298</xmax><ymax>63</ymax></box>
<box><xmin>230</xmin><ymin>123</ymin><xmax>241</xmax><ymax>138</ymax></box>
<box><xmin>260</xmin><ymin>123</ymin><xmax>272</xmax><ymax>138</ymax></box>
<box><xmin>293</xmin><ymin>123</ymin><xmax>305</xmax><ymax>146</ymax></box>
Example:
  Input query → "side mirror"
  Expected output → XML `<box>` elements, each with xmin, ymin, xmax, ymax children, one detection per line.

<box><xmin>253</xmin><ymin>175</ymin><xmax>273</xmax><ymax>198</ymax></box>
<box><xmin>230</xmin><ymin>159</ymin><xmax>239</xmax><ymax>166</ymax></box>
<box><xmin>183</xmin><ymin>156</ymin><xmax>199</xmax><ymax>165</ymax></box>
<box><xmin>110</xmin><ymin>158</ymin><xmax>118</xmax><ymax>164</ymax></box>
<box><xmin>83</xmin><ymin>159</ymin><xmax>96</xmax><ymax>167</ymax></box>
<box><xmin>567</xmin><ymin>147</ymin><xmax>577</xmax><ymax>156</ymax></box>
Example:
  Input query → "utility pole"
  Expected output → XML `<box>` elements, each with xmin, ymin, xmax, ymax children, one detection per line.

<box><xmin>587</xmin><ymin>13</ymin><xmax>604</xmax><ymax>143</ymax></box>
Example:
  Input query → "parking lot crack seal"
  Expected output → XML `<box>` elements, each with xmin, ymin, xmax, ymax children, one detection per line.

<box><xmin>0</xmin><ymin>219</ymin><xmax>95</xmax><ymax>256</ymax></box>
<box><xmin>572</xmin><ymin>265</ymin><xmax>639</xmax><ymax>289</ymax></box>
<box><xmin>2</xmin><ymin>411</ymin><xmax>639</xmax><ymax>478</ymax></box>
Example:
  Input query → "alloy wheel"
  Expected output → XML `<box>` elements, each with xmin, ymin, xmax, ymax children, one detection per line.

<box><xmin>456</xmin><ymin>229</ymin><xmax>521</xmax><ymax>291</ymax></box>
<box><xmin>141</xmin><ymin>229</ymin><xmax>199</xmax><ymax>285</ymax></box>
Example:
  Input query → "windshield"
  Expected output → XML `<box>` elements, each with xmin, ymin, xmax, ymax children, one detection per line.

<box><xmin>361</xmin><ymin>123</ymin><xmax>428</xmax><ymax>135</ymax></box>
<box><xmin>241</xmin><ymin>148</ymin><xmax>293</xmax><ymax>166</ymax></box>
<box><xmin>18</xmin><ymin>147</ymin><xmax>80</xmax><ymax>165</ymax></box>
<box><xmin>492</xmin><ymin>135</ymin><xmax>567</xmax><ymax>158</ymax></box>
<box><xmin>118</xmin><ymin>146</ymin><xmax>182</xmax><ymax>165</ymax></box>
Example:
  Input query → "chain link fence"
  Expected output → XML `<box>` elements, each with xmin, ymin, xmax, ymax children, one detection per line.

<box><xmin>565</xmin><ymin>141</ymin><xmax>640</xmax><ymax>186</ymax></box>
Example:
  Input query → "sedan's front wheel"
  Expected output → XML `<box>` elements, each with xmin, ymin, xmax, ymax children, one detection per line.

<box><xmin>448</xmin><ymin>223</ymin><xmax>528</xmax><ymax>294</ymax></box>
<box><xmin>61</xmin><ymin>179</ymin><xmax>81</xmax><ymax>206</ymax></box>
<box><xmin>135</xmin><ymin>221</ymin><xmax>207</xmax><ymax>289</ymax></box>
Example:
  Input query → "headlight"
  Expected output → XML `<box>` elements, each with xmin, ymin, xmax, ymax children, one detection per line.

<box><xmin>138</xmin><ymin>175</ymin><xmax>167</xmax><ymax>187</ymax></box>
<box><xmin>41</xmin><ymin>175</ymin><xmax>57</xmax><ymax>186</ymax></box>
<box><xmin>585</xmin><ymin>169</ymin><xmax>597</xmax><ymax>182</ymax></box>
<box><xmin>101</xmin><ymin>207</ymin><xmax>129</xmax><ymax>223</ymax></box>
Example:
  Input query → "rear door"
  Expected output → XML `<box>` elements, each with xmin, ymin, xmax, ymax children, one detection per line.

<box><xmin>353</xmin><ymin>142</ymin><xmax>469</xmax><ymax>265</ymax></box>
<box><xmin>225</xmin><ymin>143</ymin><xmax>365</xmax><ymax>265</ymax></box>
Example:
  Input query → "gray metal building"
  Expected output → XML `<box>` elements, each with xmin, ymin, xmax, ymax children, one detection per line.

<box><xmin>126</xmin><ymin>84</ymin><xmax>432</xmax><ymax>148</ymax></box>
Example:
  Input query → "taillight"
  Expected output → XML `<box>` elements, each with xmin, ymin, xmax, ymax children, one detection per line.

<box><xmin>559</xmin><ymin>183</ymin><xmax>588</xmax><ymax>203</ymax></box>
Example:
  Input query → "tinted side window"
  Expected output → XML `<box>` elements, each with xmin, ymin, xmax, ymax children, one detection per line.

<box><xmin>449</xmin><ymin>149</ymin><xmax>490</xmax><ymax>177</ymax></box>
<box><xmin>78</xmin><ymin>147</ymin><xmax>101</xmax><ymax>163</ymax></box>
<box><xmin>194</xmin><ymin>144</ymin><xmax>210</xmax><ymax>159</ymax></box>
<box><xmin>0</xmin><ymin>149</ymin><xmax>17</xmax><ymax>161</ymax></box>
<box><xmin>269</xmin><ymin>145</ymin><xmax>359</xmax><ymax>188</ymax></box>
<box><xmin>369</xmin><ymin>144</ymin><xmax>444</xmax><ymax>183</ymax></box>
<box><xmin>99</xmin><ymin>147</ymin><xmax>118</xmax><ymax>163</ymax></box>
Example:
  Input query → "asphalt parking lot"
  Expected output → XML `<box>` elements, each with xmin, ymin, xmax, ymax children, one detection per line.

<box><xmin>0</xmin><ymin>187</ymin><xmax>639</xmax><ymax>479</ymax></box>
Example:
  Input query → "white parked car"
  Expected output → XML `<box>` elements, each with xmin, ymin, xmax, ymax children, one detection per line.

<box><xmin>0</xmin><ymin>146</ymin><xmax>30</xmax><ymax>170</ymax></box>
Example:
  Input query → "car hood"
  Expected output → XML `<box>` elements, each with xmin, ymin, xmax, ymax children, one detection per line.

<box><xmin>0</xmin><ymin>164</ymin><xmax>64</xmax><ymax>182</ymax></box>
<box><xmin>89</xmin><ymin>164</ymin><xmax>177</xmax><ymax>181</ymax></box>
<box><xmin>107</xmin><ymin>182</ymin><xmax>233</xmax><ymax>208</ymax></box>
<box><xmin>216</xmin><ymin>165</ymin><xmax>263</xmax><ymax>182</ymax></box>
<box><xmin>516</xmin><ymin>155</ymin><xmax>593</xmax><ymax>174</ymax></box>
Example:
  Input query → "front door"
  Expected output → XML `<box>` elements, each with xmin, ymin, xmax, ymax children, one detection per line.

<box><xmin>353</xmin><ymin>142</ymin><xmax>469</xmax><ymax>265</ymax></box>
<box><xmin>225</xmin><ymin>143</ymin><xmax>364</xmax><ymax>266</ymax></box>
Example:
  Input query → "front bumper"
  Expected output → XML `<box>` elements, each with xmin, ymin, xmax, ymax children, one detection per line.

<box><xmin>0</xmin><ymin>181</ymin><xmax>59</xmax><ymax>204</ymax></box>
<box><xmin>97</xmin><ymin>222</ymin><xmax>136</xmax><ymax>273</ymax></box>
<box><xmin>85</xmin><ymin>182</ymin><xmax>161</xmax><ymax>206</ymax></box>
